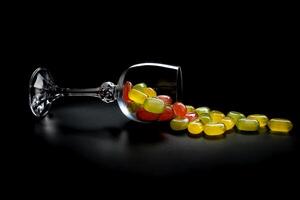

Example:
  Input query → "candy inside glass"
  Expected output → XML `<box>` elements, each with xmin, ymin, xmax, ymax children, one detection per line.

<box><xmin>29</xmin><ymin>63</ymin><xmax>183</xmax><ymax>122</ymax></box>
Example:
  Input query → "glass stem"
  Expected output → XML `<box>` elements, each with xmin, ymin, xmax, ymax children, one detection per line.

<box><xmin>61</xmin><ymin>87</ymin><xmax>100</xmax><ymax>98</ymax></box>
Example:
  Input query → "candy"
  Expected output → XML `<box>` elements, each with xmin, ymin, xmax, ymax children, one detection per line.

<box><xmin>195</xmin><ymin>107</ymin><xmax>210</xmax><ymax>115</ymax></box>
<box><xmin>136</xmin><ymin>107</ymin><xmax>159</xmax><ymax>121</ymax></box>
<box><xmin>128</xmin><ymin>101</ymin><xmax>141</xmax><ymax>113</ymax></box>
<box><xmin>268</xmin><ymin>118</ymin><xmax>293</xmax><ymax>133</ymax></box>
<box><xmin>220</xmin><ymin>117</ymin><xmax>235</xmax><ymax>130</ymax></box>
<box><xmin>158</xmin><ymin>106</ymin><xmax>174</xmax><ymax>121</ymax></box>
<box><xmin>227</xmin><ymin>111</ymin><xmax>246</xmax><ymax>124</ymax></box>
<box><xmin>247</xmin><ymin>114</ymin><xmax>268</xmax><ymax>128</ymax></box>
<box><xmin>210</xmin><ymin>110</ymin><xmax>225</xmax><ymax>122</ymax></box>
<box><xmin>188</xmin><ymin>121</ymin><xmax>203</xmax><ymax>135</ymax></box>
<box><xmin>204</xmin><ymin>122</ymin><xmax>226</xmax><ymax>136</ymax></box>
<box><xmin>125</xmin><ymin>81</ymin><xmax>292</xmax><ymax>137</ymax></box>
<box><xmin>157</xmin><ymin>95</ymin><xmax>173</xmax><ymax>105</ymax></box>
<box><xmin>128</xmin><ymin>89</ymin><xmax>147</xmax><ymax>104</ymax></box>
<box><xmin>143</xmin><ymin>87</ymin><xmax>157</xmax><ymax>97</ymax></box>
<box><xmin>172</xmin><ymin>102</ymin><xmax>187</xmax><ymax>117</ymax></box>
<box><xmin>236</xmin><ymin>118</ymin><xmax>259</xmax><ymax>131</ymax></box>
<box><xmin>132</xmin><ymin>83</ymin><xmax>147</xmax><ymax>92</ymax></box>
<box><xmin>122</xmin><ymin>81</ymin><xmax>132</xmax><ymax>103</ymax></box>
<box><xmin>143</xmin><ymin>97</ymin><xmax>165</xmax><ymax>114</ymax></box>
<box><xmin>170</xmin><ymin>117</ymin><xmax>189</xmax><ymax>131</ymax></box>
<box><xmin>186</xmin><ymin>105</ymin><xmax>195</xmax><ymax>113</ymax></box>
<box><xmin>185</xmin><ymin>112</ymin><xmax>198</xmax><ymax>122</ymax></box>
<box><xmin>198</xmin><ymin>114</ymin><xmax>211</xmax><ymax>124</ymax></box>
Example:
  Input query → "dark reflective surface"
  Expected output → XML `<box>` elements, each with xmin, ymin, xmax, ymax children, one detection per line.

<box><xmin>5</xmin><ymin>11</ymin><xmax>300</xmax><ymax>194</ymax></box>
<box><xmin>29</xmin><ymin>101</ymin><xmax>299</xmax><ymax>178</ymax></box>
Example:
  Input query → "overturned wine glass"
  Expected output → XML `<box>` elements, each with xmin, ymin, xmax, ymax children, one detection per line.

<box><xmin>29</xmin><ymin>63</ymin><xmax>183</xmax><ymax>122</ymax></box>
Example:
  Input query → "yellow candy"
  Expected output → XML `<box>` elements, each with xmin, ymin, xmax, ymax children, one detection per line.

<box><xmin>143</xmin><ymin>87</ymin><xmax>157</xmax><ymax>97</ymax></box>
<box><xmin>227</xmin><ymin>111</ymin><xmax>246</xmax><ymax>124</ymax></box>
<box><xmin>210</xmin><ymin>110</ymin><xmax>225</xmax><ymax>122</ymax></box>
<box><xmin>186</xmin><ymin>105</ymin><xmax>195</xmax><ymax>113</ymax></box>
<box><xmin>143</xmin><ymin>97</ymin><xmax>165</xmax><ymax>114</ymax></box>
<box><xmin>198</xmin><ymin>114</ymin><xmax>211</xmax><ymax>124</ymax></box>
<box><xmin>204</xmin><ymin>122</ymin><xmax>226</xmax><ymax>136</ymax></box>
<box><xmin>236</xmin><ymin>118</ymin><xmax>259</xmax><ymax>131</ymax></box>
<box><xmin>195</xmin><ymin>107</ymin><xmax>210</xmax><ymax>115</ymax></box>
<box><xmin>221</xmin><ymin>117</ymin><xmax>235</xmax><ymax>130</ymax></box>
<box><xmin>268</xmin><ymin>118</ymin><xmax>293</xmax><ymax>133</ymax></box>
<box><xmin>128</xmin><ymin>89</ymin><xmax>147</xmax><ymax>104</ymax></box>
<box><xmin>188</xmin><ymin>121</ymin><xmax>203</xmax><ymax>135</ymax></box>
<box><xmin>247</xmin><ymin>114</ymin><xmax>268</xmax><ymax>128</ymax></box>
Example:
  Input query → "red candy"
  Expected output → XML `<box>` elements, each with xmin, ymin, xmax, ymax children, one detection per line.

<box><xmin>136</xmin><ymin>107</ymin><xmax>159</xmax><ymax>121</ymax></box>
<box><xmin>122</xmin><ymin>81</ymin><xmax>132</xmax><ymax>103</ymax></box>
<box><xmin>158</xmin><ymin>106</ymin><xmax>174</xmax><ymax>121</ymax></box>
<box><xmin>185</xmin><ymin>112</ymin><xmax>198</xmax><ymax>122</ymax></box>
<box><xmin>157</xmin><ymin>95</ymin><xmax>173</xmax><ymax>105</ymax></box>
<box><xmin>172</xmin><ymin>102</ymin><xmax>187</xmax><ymax>117</ymax></box>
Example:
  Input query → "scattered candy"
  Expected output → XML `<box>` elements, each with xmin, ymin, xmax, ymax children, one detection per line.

<box><xmin>124</xmin><ymin>82</ymin><xmax>293</xmax><ymax>136</ymax></box>
<box><xmin>210</xmin><ymin>110</ymin><xmax>225</xmax><ymax>122</ymax></box>
<box><xmin>268</xmin><ymin>118</ymin><xmax>293</xmax><ymax>133</ymax></box>
<box><xmin>170</xmin><ymin>117</ymin><xmax>189</xmax><ymax>131</ymax></box>
<box><xmin>247</xmin><ymin>114</ymin><xmax>268</xmax><ymax>128</ymax></box>
<box><xmin>188</xmin><ymin>121</ymin><xmax>203</xmax><ymax>135</ymax></box>
<box><xmin>227</xmin><ymin>111</ymin><xmax>246</xmax><ymax>124</ymax></box>
<box><xmin>186</xmin><ymin>105</ymin><xmax>195</xmax><ymax>113</ymax></box>
<box><xmin>185</xmin><ymin>112</ymin><xmax>198</xmax><ymax>122</ymax></box>
<box><xmin>172</xmin><ymin>102</ymin><xmax>187</xmax><ymax>117</ymax></box>
<box><xmin>204</xmin><ymin>122</ymin><xmax>226</xmax><ymax>136</ymax></box>
<box><xmin>221</xmin><ymin>117</ymin><xmax>235</xmax><ymax>130</ymax></box>
<box><xmin>198</xmin><ymin>114</ymin><xmax>211</xmax><ymax>124</ymax></box>
<box><xmin>236</xmin><ymin>118</ymin><xmax>259</xmax><ymax>131</ymax></box>
<box><xmin>195</xmin><ymin>107</ymin><xmax>210</xmax><ymax>115</ymax></box>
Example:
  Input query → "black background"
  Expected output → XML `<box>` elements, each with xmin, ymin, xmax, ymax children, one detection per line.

<box><xmin>4</xmin><ymin>6</ymin><xmax>300</xmax><ymax>194</ymax></box>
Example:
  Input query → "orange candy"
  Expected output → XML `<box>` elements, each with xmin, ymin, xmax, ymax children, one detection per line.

<box><xmin>185</xmin><ymin>112</ymin><xmax>198</xmax><ymax>122</ymax></box>
<box><xmin>158</xmin><ymin>106</ymin><xmax>174</xmax><ymax>121</ymax></box>
<box><xmin>136</xmin><ymin>107</ymin><xmax>159</xmax><ymax>121</ymax></box>
<box><xmin>172</xmin><ymin>102</ymin><xmax>187</xmax><ymax>117</ymax></box>
<box><xmin>122</xmin><ymin>81</ymin><xmax>132</xmax><ymax>103</ymax></box>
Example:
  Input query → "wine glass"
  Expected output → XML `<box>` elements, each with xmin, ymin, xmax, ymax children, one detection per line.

<box><xmin>29</xmin><ymin>63</ymin><xmax>183</xmax><ymax>122</ymax></box>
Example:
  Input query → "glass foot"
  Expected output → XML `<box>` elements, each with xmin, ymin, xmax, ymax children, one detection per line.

<box><xmin>29</xmin><ymin>68</ymin><xmax>60</xmax><ymax>117</ymax></box>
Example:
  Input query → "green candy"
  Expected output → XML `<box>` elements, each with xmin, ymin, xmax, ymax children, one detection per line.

<box><xmin>127</xmin><ymin>101</ymin><xmax>141</xmax><ymax>113</ymax></box>
<box><xmin>186</xmin><ymin>105</ymin><xmax>195</xmax><ymax>113</ymax></box>
<box><xmin>227</xmin><ymin>111</ymin><xmax>246</xmax><ymax>124</ymax></box>
<box><xmin>198</xmin><ymin>113</ymin><xmax>211</xmax><ymax>124</ymax></box>
<box><xmin>195</xmin><ymin>107</ymin><xmax>210</xmax><ymax>115</ymax></box>
<box><xmin>170</xmin><ymin>117</ymin><xmax>189</xmax><ymax>131</ymax></box>
<box><xmin>132</xmin><ymin>83</ymin><xmax>147</xmax><ymax>92</ymax></box>
<box><xmin>236</xmin><ymin>118</ymin><xmax>259</xmax><ymax>131</ymax></box>
<box><xmin>143</xmin><ymin>97</ymin><xmax>165</xmax><ymax>114</ymax></box>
